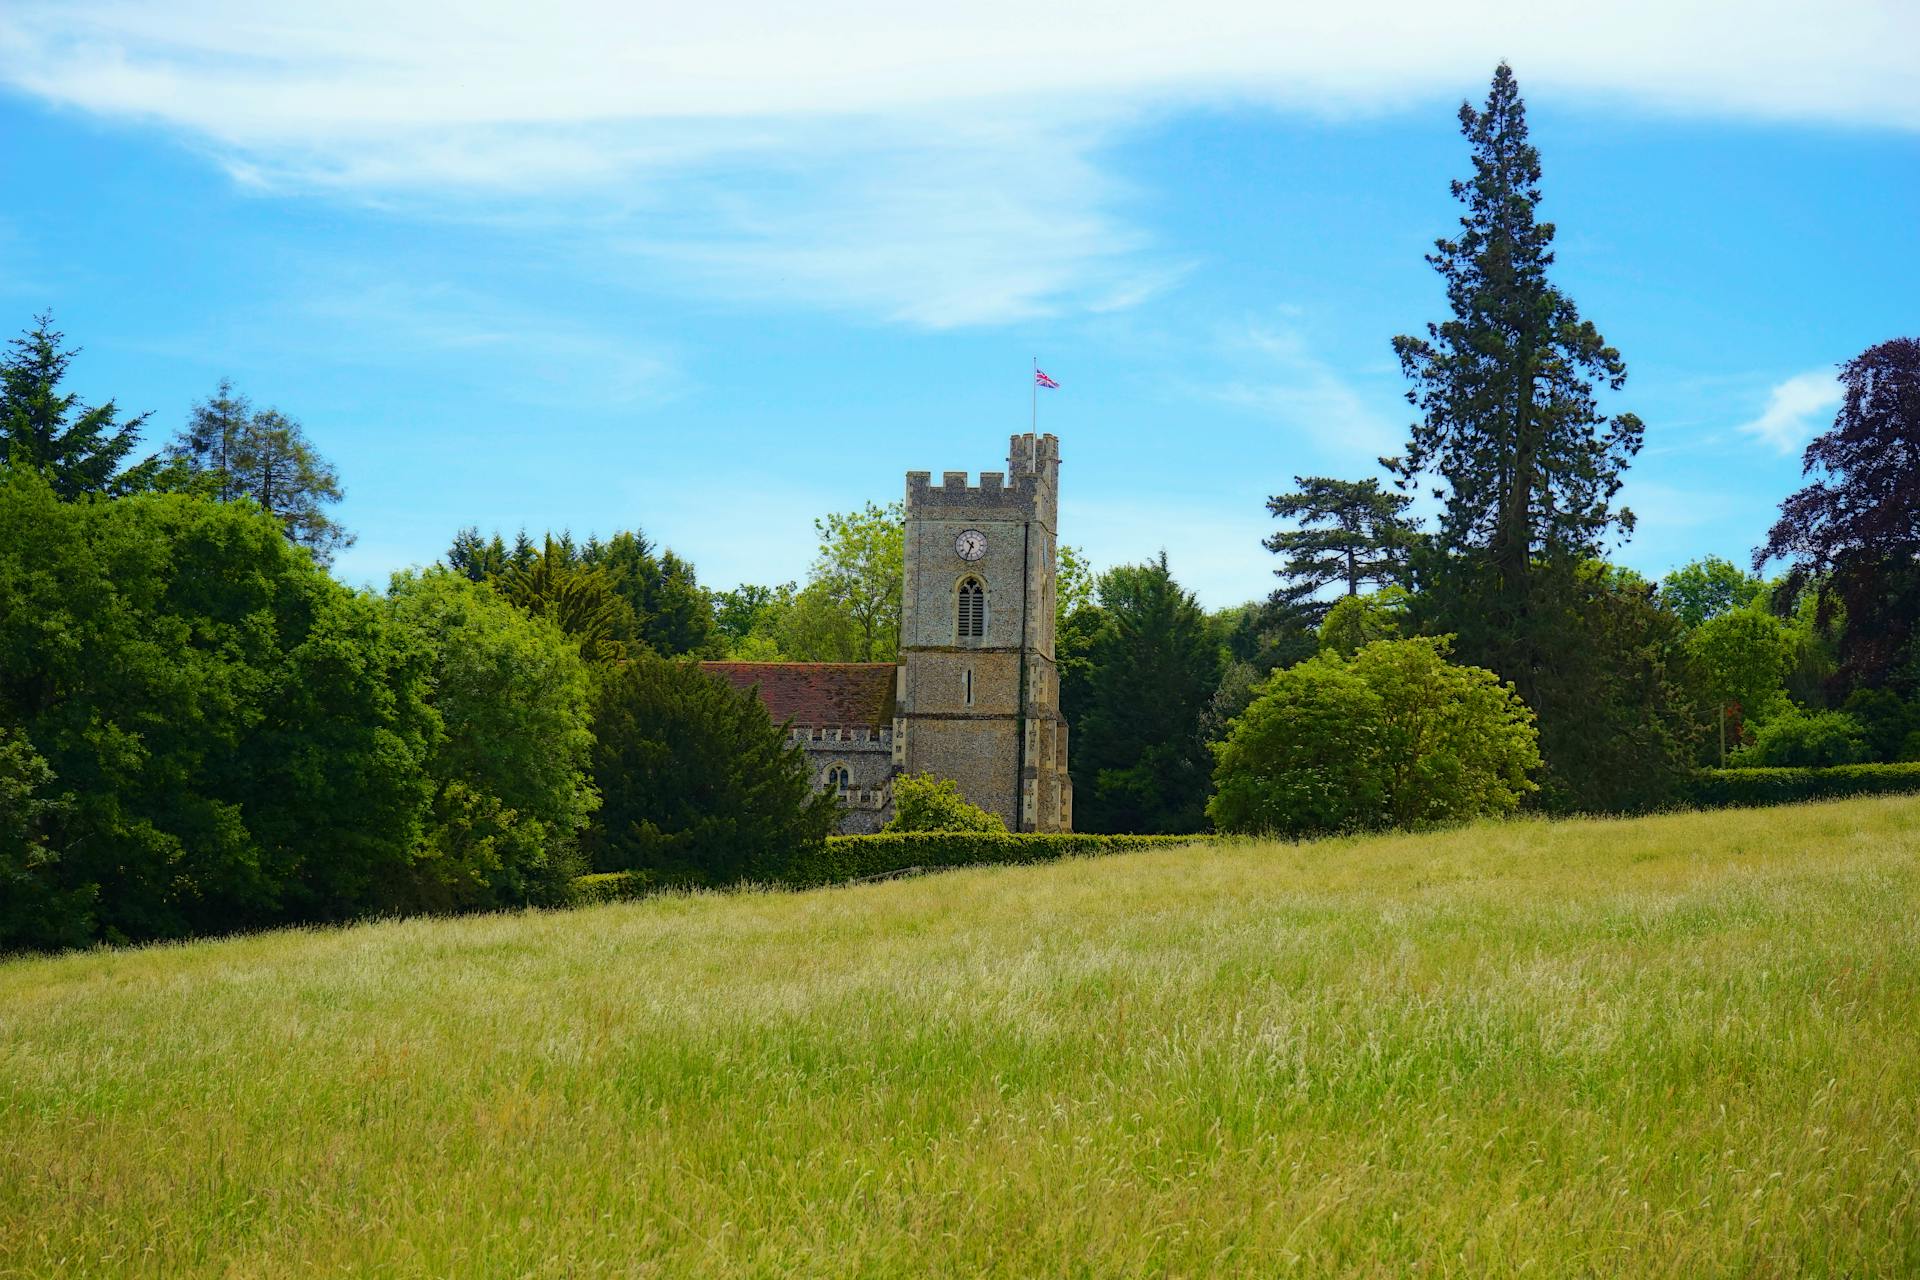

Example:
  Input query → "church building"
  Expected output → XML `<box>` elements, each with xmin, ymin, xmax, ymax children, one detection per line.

<box><xmin>701</xmin><ymin>432</ymin><xmax>1072</xmax><ymax>833</ymax></box>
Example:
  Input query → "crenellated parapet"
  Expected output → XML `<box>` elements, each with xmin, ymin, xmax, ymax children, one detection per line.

<box><xmin>787</xmin><ymin>725</ymin><xmax>894</xmax><ymax>751</ymax></box>
<box><xmin>905</xmin><ymin>433</ymin><xmax>1058</xmax><ymax>525</ymax></box>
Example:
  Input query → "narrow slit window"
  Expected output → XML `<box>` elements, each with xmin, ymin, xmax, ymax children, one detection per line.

<box><xmin>957</xmin><ymin>577</ymin><xmax>985</xmax><ymax>639</ymax></box>
<box><xmin>964</xmin><ymin>668</ymin><xmax>974</xmax><ymax>707</ymax></box>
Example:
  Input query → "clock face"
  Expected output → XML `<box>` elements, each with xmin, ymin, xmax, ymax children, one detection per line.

<box><xmin>954</xmin><ymin>529</ymin><xmax>988</xmax><ymax>562</ymax></box>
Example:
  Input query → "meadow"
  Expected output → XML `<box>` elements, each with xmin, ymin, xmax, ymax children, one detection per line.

<box><xmin>3</xmin><ymin>797</ymin><xmax>1918</xmax><ymax>1277</ymax></box>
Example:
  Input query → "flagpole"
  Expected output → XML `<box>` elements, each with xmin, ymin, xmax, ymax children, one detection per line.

<box><xmin>1031</xmin><ymin>356</ymin><xmax>1037</xmax><ymax>433</ymax></box>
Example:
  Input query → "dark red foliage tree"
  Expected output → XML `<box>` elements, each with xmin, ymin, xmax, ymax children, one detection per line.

<box><xmin>1756</xmin><ymin>338</ymin><xmax>1920</xmax><ymax>690</ymax></box>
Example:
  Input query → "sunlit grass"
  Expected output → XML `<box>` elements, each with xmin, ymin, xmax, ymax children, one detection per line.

<box><xmin>4</xmin><ymin>797</ymin><xmax>1918</xmax><ymax>1276</ymax></box>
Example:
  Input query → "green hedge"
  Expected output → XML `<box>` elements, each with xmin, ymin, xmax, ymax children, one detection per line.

<box><xmin>781</xmin><ymin>832</ymin><xmax>1216</xmax><ymax>889</ymax></box>
<box><xmin>570</xmin><ymin>871</ymin><xmax>657</xmax><ymax>904</ymax></box>
<box><xmin>571</xmin><ymin>832</ymin><xmax>1215</xmax><ymax>903</ymax></box>
<box><xmin>1683</xmin><ymin>763</ymin><xmax>1920</xmax><ymax>810</ymax></box>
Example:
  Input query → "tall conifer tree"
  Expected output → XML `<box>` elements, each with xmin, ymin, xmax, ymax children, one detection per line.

<box><xmin>0</xmin><ymin>313</ymin><xmax>154</xmax><ymax>498</ymax></box>
<box><xmin>1389</xmin><ymin>65</ymin><xmax>1690</xmax><ymax>810</ymax></box>
<box><xmin>1390</xmin><ymin>63</ymin><xmax>1643</xmax><ymax>640</ymax></box>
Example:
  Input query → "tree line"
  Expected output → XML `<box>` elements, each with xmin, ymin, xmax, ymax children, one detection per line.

<box><xmin>5</xmin><ymin>62</ymin><xmax>1918</xmax><ymax>950</ymax></box>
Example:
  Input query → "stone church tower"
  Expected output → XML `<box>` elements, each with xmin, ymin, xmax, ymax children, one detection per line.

<box><xmin>894</xmin><ymin>433</ymin><xmax>1072</xmax><ymax>832</ymax></box>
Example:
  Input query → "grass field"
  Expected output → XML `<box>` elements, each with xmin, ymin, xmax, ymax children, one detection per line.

<box><xmin>4</xmin><ymin>799</ymin><xmax>1919</xmax><ymax>1277</ymax></box>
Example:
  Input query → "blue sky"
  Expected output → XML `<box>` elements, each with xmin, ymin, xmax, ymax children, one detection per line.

<box><xmin>1</xmin><ymin>2</ymin><xmax>1915</xmax><ymax>607</ymax></box>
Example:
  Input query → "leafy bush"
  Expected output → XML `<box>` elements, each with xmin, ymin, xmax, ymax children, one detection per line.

<box><xmin>1732</xmin><ymin>708</ymin><xmax>1873</xmax><ymax>767</ymax></box>
<box><xmin>1208</xmin><ymin>637</ymin><xmax>1540</xmax><ymax>837</ymax></box>
<box><xmin>1207</xmin><ymin>655</ymin><xmax>1384</xmax><ymax>836</ymax></box>
<box><xmin>0</xmin><ymin>468</ymin><xmax>435</xmax><ymax>947</ymax></box>
<box><xmin>883</xmin><ymin>772</ymin><xmax>1006</xmax><ymax>833</ymax></box>
<box><xmin>1683</xmin><ymin>763</ymin><xmax>1920</xmax><ymax>808</ymax></box>
<box><xmin>569</xmin><ymin>870</ymin><xmax>656</xmax><ymax>904</ymax></box>
<box><xmin>585</xmin><ymin>654</ymin><xmax>839</xmax><ymax>884</ymax></box>
<box><xmin>386</xmin><ymin>568</ymin><xmax>598</xmax><ymax>910</ymax></box>
<box><xmin>1839</xmin><ymin>688</ymin><xmax>1918</xmax><ymax>762</ymax></box>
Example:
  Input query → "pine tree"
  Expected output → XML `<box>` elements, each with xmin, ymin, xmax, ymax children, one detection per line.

<box><xmin>1265</xmin><ymin>475</ymin><xmax>1415</xmax><ymax>600</ymax></box>
<box><xmin>1390</xmin><ymin>63</ymin><xmax>1643</xmax><ymax>630</ymax></box>
<box><xmin>167</xmin><ymin>384</ymin><xmax>353</xmax><ymax>564</ymax></box>
<box><xmin>167</xmin><ymin>379</ymin><xmax>251</xmax><ymax>501</ymax></box>
<box><xmin>0</xmin><ymin>313</ymin><xmax>155</xmax><ymax>498</ymax></box>
<box><xmin>1389</xmin><ymin>65</ymin><xmax>1685</xmax><ymax>811</ymax></box>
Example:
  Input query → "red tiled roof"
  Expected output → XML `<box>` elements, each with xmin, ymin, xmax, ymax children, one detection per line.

<box><xmin>700</xmin><ymin>662</ymin><xmax>898</xmax><ymax>729</ymax></box>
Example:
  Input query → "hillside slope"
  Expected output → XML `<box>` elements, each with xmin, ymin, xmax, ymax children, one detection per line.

<box><xmin>4</xmin><ymin>798</ymin><xmax>1919</xmax><ymax>1276</ymax></box>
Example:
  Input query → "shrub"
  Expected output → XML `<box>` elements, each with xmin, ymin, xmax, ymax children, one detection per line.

<box><xmin>1732</xmin><ymin>708</ymin><xmax>1873</xmax><ymax>767</ymax></box>
<box><xmin>1839</xmin><ymin>688</ymin><xmax>1918</xmax><ymax>762</ymax></box>
<box><xmin>1207</xmin><ymin>655</ymin><xmax>1384</xmax><ymax>836</ymax></box>
<box><xmin>1208</xmin><ymin>637</ymin><xmax>1539</xmax><ymax>837</ymax></box>
<box><xmin>585</xmin><ymin>655</ymin><xmax>838</xmax><ymax>885</ymax></box>
<box><xmin>1683</xmin><ymin>763</ymin><xmax>1920</xmax><ymax>809</ymax></box>
<box><xmin>570</xmin><ymin>870</ymin><xmax>655</xmax><ymax>904</ymax></box>
<box><xmin>883</xmin><ymin>773</ymin><xmax>1006</xmax><ymax>833</ymax></box>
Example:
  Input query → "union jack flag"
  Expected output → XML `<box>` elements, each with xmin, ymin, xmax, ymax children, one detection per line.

<box><xmin>1034</xmin><ymin>368</ymin><xmax>1059</xmax><ymax>389</ymax></box>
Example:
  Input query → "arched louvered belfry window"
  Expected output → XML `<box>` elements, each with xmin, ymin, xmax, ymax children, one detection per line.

<box><xmin>957</xmin><ymin>577</ymin><xmax>986</xmax><ymax>639</ymax></box>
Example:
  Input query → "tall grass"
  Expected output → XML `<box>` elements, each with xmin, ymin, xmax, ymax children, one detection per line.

<box><xmin>3</xmin><ymin>797</ymin><xmax>1918</xmax><ymax>1276</ymax></box>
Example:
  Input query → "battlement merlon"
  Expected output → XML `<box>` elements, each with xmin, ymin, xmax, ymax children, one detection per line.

<box><xmin>904</xmin><ymin>434</ymin><xmax>1059</xmax><ymax>525</ymax></box>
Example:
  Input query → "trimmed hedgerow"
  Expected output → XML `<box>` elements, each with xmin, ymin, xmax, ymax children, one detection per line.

<box><xmin>1683</xmin><ymin>763</ymin><xmax>1920</xmax><ymax>810</ymax></box>
<box><xmin>571</xmin><ymin>832</ymin><xmax>1215</xmax><ymax>902</ymax></box>
<box><xmin>781</xmin><ymin>832</ymin><xmax>1216</xmax><ymax>889</ymax></box>
<box><xmin>570</xmin><ymin>871</ymin><xmax>656</xmax><ymax>904</ymax></box>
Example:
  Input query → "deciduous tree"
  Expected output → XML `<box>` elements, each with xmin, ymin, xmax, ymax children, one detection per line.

<box><xmin>810</xmin><ymin>501</ymin><xmax>903</xmax><ymax>663</ymax></box>
<box><xmin>1661</xmin><ymin>556</ymin><xmax>1765</xmax><ymax>629</ymax></box>
<box><xmin>1756</xmin><ymin>337</ymin><xmax>1920</xmax><ymax>690</ymax></box>
<box><xmin>386</xmin><ymin>569</ymin><xmax>598</xmax><ymax>909</ymax></box>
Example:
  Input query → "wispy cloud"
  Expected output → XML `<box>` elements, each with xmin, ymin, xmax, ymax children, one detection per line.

<box><xmin>3</xmin><ymin>1</ymin><xmax>1916</xmax><ymax>327</ymax></box>
<box><xmin>1736</xmin><ymin>369</ymin><xmax>1841</xmax><ymax>455</ymax></box>
<box><xmin>1205</xmin><ymin>321</ymin><xmax>1403</xmax><ymax>463</ymax></box>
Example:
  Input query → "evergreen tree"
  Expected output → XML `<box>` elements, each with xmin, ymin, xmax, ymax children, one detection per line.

<box><xmin>167</xmin><ymin>383</ymin><xmax>353</xmax><ymax>564</ymax></box>
<box><xmin>1390</xmin><ymin>63</ymin><xmax>1643</xmax><ymax>636</ymax></box>
<box><xmin>1265</xmin><ymin>476</ymin><xmax>1415</xmax><ymax>600</ymax></box>
<box><xmin>586</xmin><ymin>655</ymin><xmax>839</xmax><ymax>885</ymax></box>
<box><xmin>446</xmin><ymin>527</ymin><xmax>510</xmax><ymax>582</ymax></box>
<box><xmin>0</xmin><ymin>313</ymin><xmax>155</xmax><ymax>498</ymax></box>
<box><xmin>584</xmin><ymin>531</ymin><xmax>720</xmax><ymax>657</ymax></box>
<box><xmin>166</xmin><ymin>378</ymin><xmax>251</xmax><ymax>500</ymax></box>
<box><xmin>1388</xmin><ymin>64</ymin><xmax>1672</xmax><ymax>810</ymax></box>
<box><xmin>1069</xmin><ymin>554</ymin><xmax>1221</xmax><ymax>833</ymax></box>
<box><xmin>497</xmin><ymin>536</ymin><xmax>633</xmax><ymax>664</ymax></box>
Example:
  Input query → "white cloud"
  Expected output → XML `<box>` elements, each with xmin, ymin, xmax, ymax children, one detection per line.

<box><xmin>3</xmin><ymin>1</ymin><xmax>1916</xmax><ymax>326</ymax></box>
<box><xmin>1206</xmin><ymin>322</ymin><xmax>1403</xmax><ymax>463</ymax></box>
<box><xmin>1736</xmin><ymin>369</ymin><xmax>1841</xmax><ymax>455</ymax></box>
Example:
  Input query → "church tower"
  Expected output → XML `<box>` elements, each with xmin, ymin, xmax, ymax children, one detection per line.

<box><xmin>895</xmin><ymin>433</ymin><xmax>1071</xmax><ymax>832</ymax></box>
